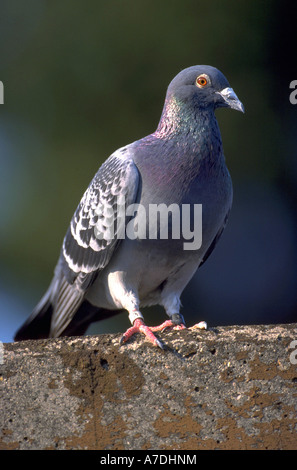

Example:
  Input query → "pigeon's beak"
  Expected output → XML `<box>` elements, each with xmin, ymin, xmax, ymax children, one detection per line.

<box><xmin>216</xmin><ymin>87</ymin><xmax>245</xmax><ymax>113</ymax></box>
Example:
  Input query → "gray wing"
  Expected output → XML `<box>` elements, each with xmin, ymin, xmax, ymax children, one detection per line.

<box><xmin>50</xmin><ymin>148</ymin><xmax>140</xmax><ymax>336</ymax></box>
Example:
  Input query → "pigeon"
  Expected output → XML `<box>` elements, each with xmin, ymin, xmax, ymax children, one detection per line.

<box><xmin>14</xmin><ymin>65</ymin><xmax>244</xmax><ymax>348</ymax></box>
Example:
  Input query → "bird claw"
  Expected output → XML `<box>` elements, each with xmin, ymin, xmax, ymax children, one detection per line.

<box><xmin>120</xmin><ymin>318</ymin><xmax>165</xmax><ymax>349</ymax></box>
<box><xmin>150</xmin><ymin>319</ymin><xmax>186</xmax><ymax>333</ymax></box>
<box><xmin>120</xmin><ymin>318</ymin><xmax>206</xmax><ymax>349</ymax></box>
<box><xmin>189</xmin><ymin>321</ymin><xmax>207</xmax><ymax>330</ymax></box>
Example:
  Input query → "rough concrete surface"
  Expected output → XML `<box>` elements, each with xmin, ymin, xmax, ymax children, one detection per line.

<box><xmin>1</xmin><ymin>323</ymin><xmax>297</xmax><ymax>450</ymax></box>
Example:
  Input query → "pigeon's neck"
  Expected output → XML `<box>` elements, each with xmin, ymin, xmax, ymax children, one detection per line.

<box><xmin>153</xmin><ymin>96</ymin><xmax>222</xmax><ymax>161</ymax></box>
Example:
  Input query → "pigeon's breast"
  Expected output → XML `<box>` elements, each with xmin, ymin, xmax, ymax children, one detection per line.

<box><xmin>136</xmin><ymin>148</ymin><xmax>233</xmax><ymax>251</ymax></box>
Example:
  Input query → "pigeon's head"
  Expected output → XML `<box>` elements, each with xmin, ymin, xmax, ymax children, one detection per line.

<box><xmin>166</xmin><ymin>65</ymin><xmax>244</xmax><ymax>113</ymax></box>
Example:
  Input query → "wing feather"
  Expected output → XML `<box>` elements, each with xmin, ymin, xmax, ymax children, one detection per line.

<box><xmin>50</xmin><ymin>148</ymin><xmax>139</xmax><ymax>336</ymax></box>
<box><xmin>62</xmin><ymin>150</ymin><xmax>139</xmax><ymax>281</ymax></box>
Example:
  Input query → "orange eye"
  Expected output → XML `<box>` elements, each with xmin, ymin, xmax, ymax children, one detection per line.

<box><xmin>196</xmin><ymin>75</ymin><xmax>208</xmax><ymax>88</ymax></box>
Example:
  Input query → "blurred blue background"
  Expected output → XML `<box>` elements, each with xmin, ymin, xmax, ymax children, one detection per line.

<box><xmin>1</xmin><ymin>0</ymin><xmax>296</xmax><ymax>343</ymax></box>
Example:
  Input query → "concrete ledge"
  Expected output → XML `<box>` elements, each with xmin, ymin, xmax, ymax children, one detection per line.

<box><xmin>1</xmin><ymin>323</ymin><xmax>297</xmax><ymax>450</ymax></box>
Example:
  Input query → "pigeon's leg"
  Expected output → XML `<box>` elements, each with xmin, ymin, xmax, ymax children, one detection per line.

<box><xmin>149</xmin><ymin>315</ymin><xmax>207</xmax><ymax>332</ymax></box>
<box><xmin>158</xmin><ymin>293</ymin><xmax>187</xmax><ymax>332</ymax></box>
<box><xmin>108</xmin><ymin>275</ymin><xmax>165</xmax><ymax>348</ymax></box>
<box><xmin>120</xmin><ymin>309</ymin><xmax>165</xmax><ymax>349</ymax></box>
<box><xmin>129</xmin><ymin>293</ymin><xmax>187</xmax><ymax>337</ymax></box>
<box><xmin>149</xmin><ymin>313</ymin><xmax>187</xmax><ymax>332</ymax></box>
<box><xmin>120</xmin><ymin>310</ymin><xmax>186</xmax><ymax>348</ymax></box>
<box><xmin>160</xmin><ymin>264</ymin><xmax>208</xmax><ymax>332</ymax></box>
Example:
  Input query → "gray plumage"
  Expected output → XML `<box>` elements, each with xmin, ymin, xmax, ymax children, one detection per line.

<box><xmin>15</xmin><ymin>65</ymin><xmax>244</xmax><ymax>344</ymax></box>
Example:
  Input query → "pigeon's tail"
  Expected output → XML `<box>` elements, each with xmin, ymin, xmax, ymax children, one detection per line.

<box><xmin>61</xmin><ymin>302</ymin><xmax>123</xmax><ymax>337</ymax></box>
<box><xmin>13</xmin><ymin>294</ymin><xmax>95</xmax><ymax>341</ymax></box>
<box><xmin>14</xmin><ymin>290</ymin><xmax>123</xmax><ymax>341</ymax></box>
<box><xmin>14</xmin><ymin>288</ymin><xmax>53</xmax><ymax>341</ymax></box>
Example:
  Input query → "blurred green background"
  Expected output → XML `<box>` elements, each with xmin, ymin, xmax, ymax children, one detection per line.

<box><xmin>1</xmin><ymin>0</ymin><xmax>296</xmax><ymax>342</ymax></box>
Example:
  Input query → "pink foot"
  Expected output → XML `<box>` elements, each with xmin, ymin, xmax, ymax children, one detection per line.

<box><xmin>120</xmin><ymin>318</ymin><xmax>165</xmax><ymax>349</ymax></box>
<box><xmin>189</xmin><ymin>321</ymin><xmax>207</xmax><ymax>330</ymax></box>
<box><xmin>120</xmin><ymin>318</ymin><xmax>186</xmax><ymax>349</ymax></box>
<box><xmin>150</xmin><ymin>319</ymin><xmax>186</xmax><ymax>332</ymax></box>
<box><xmin>120</xmin><ymin>318</ymin><xmax>202</xmax><ymax>349</ymax></box>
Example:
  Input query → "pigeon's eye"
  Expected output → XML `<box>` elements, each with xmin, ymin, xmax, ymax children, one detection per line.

<box><xmin>196</xmin><ymin>74</ymin><xmax>209</xmax><ymax>88</ymax></box>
